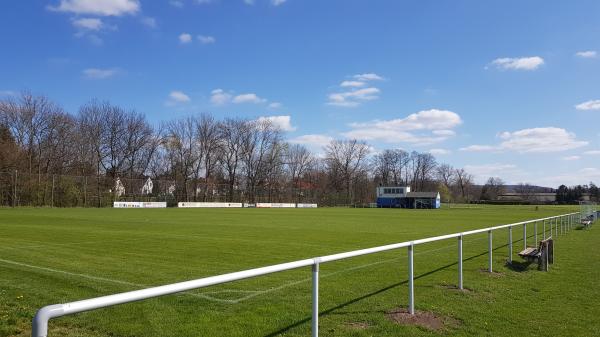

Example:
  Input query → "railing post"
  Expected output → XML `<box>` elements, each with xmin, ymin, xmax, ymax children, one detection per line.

<box><xmin>534</xmin><ymin>221</ymin><xmax>538</xmax><ymax>245</ymax></box>
<box><xmin>508</xmin><ymin>226</ymin><xmax>512</xmax><ymax>263</ymax></box>
<box><xmin>458</xmin><ymin>235</ymin><xmax>463</xmax><ymax>290</ymax></box>
<box><xmin>408</xmin><ymin>243</ymin><xmax>414</xmax><ymax>314</ymax></box>
<box><xmin>312</xmin><ymin>261</ymin><xmax>319</xmax><ymax>337</ymax></box>
<box><xmin>488</xmin><ymin>230</ymin><xmax>493</xmax><ymax>273</ymax></box>
<box><xmin>543</xmin><ymin>220</ymin><xmax>546</xmax><ymax>240</ymax></box>
<box><xmin>523</xmin><ymin>223</ymin><xmax>527</xmax><ymax>250</ymax></box>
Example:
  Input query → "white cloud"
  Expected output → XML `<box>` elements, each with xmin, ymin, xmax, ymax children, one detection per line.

<box><xmin>210</xmin><ymin>89</ymin><xmax>274</xmax><ymax>106</ymax></box>
<box><xmin>244</xmin><ymin>0</ymin><xmax>255</xmax><ymax>4</ymax></box>
<box><xmin>343</xmin><ymin>109</ymin><xmax>462</xmax><ymax>144</ymax></box>
<box><xmin>327</xmin><ymin>87</ymin><xmax>380</xmax><ymax>107</ymax></box>
<box><xmin>168</xmin><ymin>90</ymin><xmax>191</xmax><ymax>103</ymax></box>
<box><xmin>429</xmin><ymin>149</ymin><xmax>451</xmax><ymax>155</ymax></box>
<box><xmin>72</xmin><ymin>18</ymin><xmax>104</xmax><ymax>31</ymax></box>
<box><xmin>140</xmin><ymin>17</ymin><xmax>157</xmax><ymax>28</ymax></box>
<box><xmin>576</xmin><ymin>51</ymin><xmax>597</xmax><ymax>58</ymax></box>
<box><xmin>169</xmin><ymin>0</ymin><xmax>184</xmax><ymax>8</ymax></box>
<box><xmin>534</xmin><ymin>167</ymin><xmax>600</xmax><ymax>187</ymax></box>
<box><xmin>0</xmin><ymin>90</ymin><xmax>16</xmax><ymax>97</ymax></box>
<box><xmin>490</xmin><ymin>56</ymin><xmax>545</xmax><ymax>71</ymax></box>
<box><xmin>48</xmin><ymin>0</ymin><xmax>140</xmax><ymax>16</ymax></box>
<box><xmin>459</xmin><ymin>145</ymin><xmax>497</xmax><ymax>152</ymax></box>
<box><xmin>271</xmin><ymin>0</ymin><xmax>287</xmax><ymax>6</ymax></box>
<box><xmin>289</xmin><ymin>134</ymin><xmax>333</xmax><ymax>148</ymax></box>
<box><xmin>233</xmin><ymin>93</ymin><xmax>266</xmax><ymax>104</ymax></box>
<box><xmin>268</xmin><ymin>102</ymin><xmax>283</xmax><ymax>110</ymax></box>
<box><xmin>256</xmin><ymin>115</ymin><xmax>296</xmax><ymax>131</ymax></box>
<box><xmin>197</xmin><ymin>35</ymin><xmax>216</xmax><ymax>44</ymax></box>
<box><xmin>328</xmin><ymin>73</ymin><xmax>384</xmax><ymax>107</ymax></box>
<box><xmin>353</xmin><ymin>73</ymin><xmax>384</xmax><ymax>81</ymax></box>
<box><xmin>562</xmin><ymin>155</ymin><xmax>581</xmax><ymax>161</ymax></box>
<box><xmin>432</xmin><ymin>129</ymin><xmax>456</xmax><ymax>136</ymax></box>
<box><xmin>340</xmin><ymin>81</ymin><xmax>365</xmax><ymax>88</ymax></box>
<box><xmin>575</xmin><ymin>99</ymin><xmax>600</xmax><ymax>111</ymax></box>
<box><xmin>462</xmin><ymin>128</ymin><xmax>588</xmax><ymax>154</ymax></box>
<box><xmin>82</xmin><ymin>68</ymin><xmax>118</xmax><ymax>79</ymax></box>
<box><xmin>179</xmin><ymin>33</ymin><xmax>192</xmax><ymax>44</ymax></box>
<box><xmin>210</xmin><ymin>89</ymin><xmax>232</xmax><ymax>105</ymax></box>
<box><xmin>498</xmin><ymin>127</ymin><xmax>588</xmax><ymax>153</ymax></box>
<box><xmin>583</xmin><ymin>150</ymin><xmax>600</xmax><ymax>155</ymax></box>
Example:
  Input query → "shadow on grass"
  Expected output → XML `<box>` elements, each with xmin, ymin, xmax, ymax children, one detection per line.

<box><xmin>505</xmin><ymin>260</ymin><xmax>532</xmax><ymax>272</ymax></box>
<box><xmin>263</xmin><ymin>236</ymin><xmax>539</xmax><ymax>337</ymax></box>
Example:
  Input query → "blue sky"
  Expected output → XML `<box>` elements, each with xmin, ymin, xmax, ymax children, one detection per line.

<box><xmin>1</xmin><ymin>0</ymin><xmax>600</xmax><ymax>187</ymax></box>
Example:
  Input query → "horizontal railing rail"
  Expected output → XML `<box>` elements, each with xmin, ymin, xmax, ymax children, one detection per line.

<box><xmin>32</xmin><ymin>212</ymin><xmax>582</xmax><ymax>337</ymax></box>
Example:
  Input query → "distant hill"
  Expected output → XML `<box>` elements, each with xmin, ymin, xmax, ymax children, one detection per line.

<box><xmin>503</xmin><ymin>185</ymin><xmax>555</xmax><ymax>193</ymax></box>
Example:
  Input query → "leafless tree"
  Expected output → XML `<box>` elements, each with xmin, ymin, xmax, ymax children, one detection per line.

<box><xmin>372</xmin><ymin>149</ymin><xmax>409</xmax><ymax>186</ymax></box>
<box><xmin>285</xmin><ymin>144</ymin><xmax>314</xmax><ymax>187</ymax></box>
<box><xmin>219</xmin><ymin>118</ymin><xmax>247</xmax><ymax>201</ymax></box>
<box><xmin>480</xmin><ymin>177</ymin><xmax>506</xmax><ymax>200</ymax></box>
<box><xmin>436</xmin><ymin>163</ymin><xmax>455</xmax><ymax>189</ymax></box>
<box><xmin>454</xmin><ymin>168</ymin><xmax>474</xmax><ymax>202</ymax></box>
<box><xmin>324</xmin><ymin>139</ymin><xmax>370</xmax><ymax>204</ymax></box>
<box><xmin>0</xmin><ymin>92</ymin><xmax>61</xmax><ymax>175</ymax></box>
<box><xmin>515</xmin><ymin>183</ymin><xmax>536</xmax><ymax>201</ymax></box>
<box><xmin>195</xmin><ymin>114</ymin><xmax>222</xmax><ymax>201</ymax></box>
<box><xmin>241</xmin><ymin>118</ymin><xmax>284</xmax><ymax>203</ymax></box>
<box><xmin>163</xmin><ymin>117</ymin><xmax>198</xmax><ymax>201</ymax></box>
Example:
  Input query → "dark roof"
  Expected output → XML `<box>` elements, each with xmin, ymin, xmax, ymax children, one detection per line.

<box><xmin>406</xmin><ymin>192</ymin><xmax>439</xmax><ymax>198</ymax></box>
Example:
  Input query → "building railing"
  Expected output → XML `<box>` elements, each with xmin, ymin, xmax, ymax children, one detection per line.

<box><xmin>32</xmin><ymin>212</ymin><xmax>582</xmax><ymax>337</ymax></box>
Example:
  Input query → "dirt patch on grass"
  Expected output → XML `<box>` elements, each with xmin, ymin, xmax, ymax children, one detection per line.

<box><xmin>437</xmin><ymin>283</ymin><xmax>474</xmax><ymax>294</ymax></box>
<box><xmin>479</xmin><ymin>269</ymin><xmax>505</xmax><ymax>277</ymax></box>
<box><xmin>386</xmin><ymin>308</ymin><xmax>461</xmax><ymax>331</ymax></box>
<box><xmin>439</xmin><ymin>284</ymin><xmax>473</xmax><ymax>293</ymax></box>
<box><xmin>345</xmin><ymin>321</ymin><xmax>371</xmax><ymax>330</ymax></box>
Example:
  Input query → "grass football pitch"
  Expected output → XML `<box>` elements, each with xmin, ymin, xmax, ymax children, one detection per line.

<box><xmin>1</xmin><ymin>205</ymin><xmax>599</xmax><ymax>337</ymax></box>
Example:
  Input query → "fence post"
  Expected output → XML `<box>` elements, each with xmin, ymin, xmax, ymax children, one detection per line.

<box><xmin>543</xmin><ymin>220</ymin><xmax>546</xmax><ymax>240</ymax></box>
<box><xmin>312</xmin><ymin>262</ymin><xmax>319</xmax><ymax>337</ymax></box>
<box><xmin>83</xmin><ymin>176</ymin><xmax>87</xmax><ymax>207</ymax></box>
<box><xmin>51</xmin><ymin>175</ymin><xmax>55</xmax><ymax>208</ymax></box>
<box><xmin>523</xmin><ymin>223</ymin><xmax>527</xmax><ymax>250</ymax></box>
<box><xmin>13</xmin><ymin>170</ymin><xmax>18</xmax><ymax>207</ymax></box>
<box><xmin>534</xmin><ymin>221</ymin><xmax>538</xmax><ymax>244</ymax></box>
<box><xmin>488</xmin><ymin>230</ymin><xmax>493</xmax><ymax>273</ymax></box>
<box><xmin>508</xmin><ymin>227</ymin><xmax>512</xmax><ymax>263</ymax></box>
<box><xmin>408</xmin><ymin>243</ymin><xmax>414</xmax><ymax>314</ymax></box>
<box><xmin>458</xmin><ymin>235</ymin><xmax>463</xmax><ymax>290</ymax></box>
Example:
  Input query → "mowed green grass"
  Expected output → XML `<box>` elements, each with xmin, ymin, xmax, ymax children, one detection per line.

<box><xmin>1</xmin><ymin>205</ymin><xmax>598</xmax><ymax>337</ymax></box>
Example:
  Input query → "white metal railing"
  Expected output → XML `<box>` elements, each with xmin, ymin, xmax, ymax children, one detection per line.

<box><xmin>31</xmin><ymin>212</ymin><xmax>582</xmax><ymax>337</ymax></box>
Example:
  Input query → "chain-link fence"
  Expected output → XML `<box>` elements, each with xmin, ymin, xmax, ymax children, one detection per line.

<box><xmin>0</xmin><ymin>171</ymin><xmax>375</xmax><ymax>207</ymax></box>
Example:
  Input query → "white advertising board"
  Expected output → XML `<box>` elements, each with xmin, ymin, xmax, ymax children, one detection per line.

<box><xmin>296</xmin><ymin>203</ymin><xmax>318</xmax><ymax>208</ymax></box>
<box><xmin>270</xmin><ymin>203</ymin><xmax>296</xmax><ymax>208</ymax></box>
<box><xmin>178</xmin><ymin>202</ymin><xmax>243</xmax><ymax>208</ymax></box>
<box><xmin>113</xmin><ymin>202</ymin><xmax>167</xmax><ymax>208</ymax></box>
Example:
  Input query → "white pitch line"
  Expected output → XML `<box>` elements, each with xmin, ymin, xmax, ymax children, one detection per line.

<box><xmin>227</xmin><ymin>236</ymin><xmax>489</xmax><ymax>303</ymax></box>
<box><xmin>0</xmin><ymin>234</ymin><xmax>491</xmax><ymax>304</ymax></box>
<box><xmin>0</xmin><ymin>238</ymin><xmax>148</xmax><ymax>253</ymax></box>
<box><xmin>0</xmin><ymin>258</ymin><xmax>235</xmax><ymax>303</ymax></box>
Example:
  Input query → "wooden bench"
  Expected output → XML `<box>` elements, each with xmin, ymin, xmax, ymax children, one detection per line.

<box><xmin>518</xmin><ymin>238</ymin><xmax>554</xmax><ymax>271</ymax></box>
<box><xmin>580</xmin><ymin>215</ymin><xmax>594</xmax><ymax>228</ymax></box>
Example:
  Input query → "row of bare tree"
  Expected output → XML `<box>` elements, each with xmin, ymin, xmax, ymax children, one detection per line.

<box><xmin>1</xmin><ymin>92</ymin><xmax>484</xmax><ymax>205</ymax></box>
